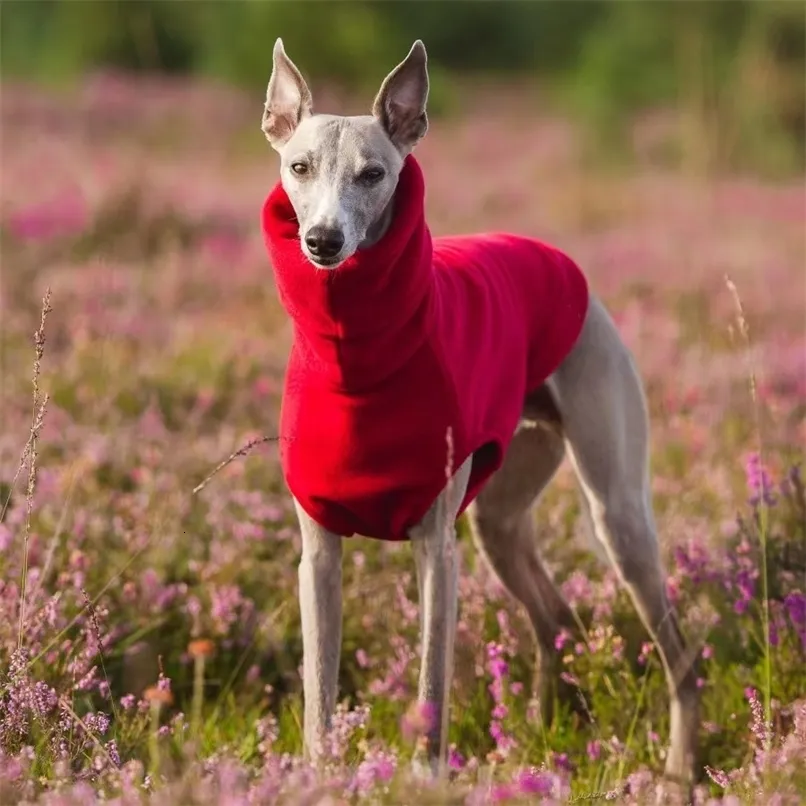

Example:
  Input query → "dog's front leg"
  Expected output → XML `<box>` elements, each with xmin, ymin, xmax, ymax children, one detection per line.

<box><xmin>410</xmin><ymin>456</ymin><xmax>472</xmax><ymax>778</ymax></box>
<box><xmin>294</xmin><ymin>499</ymin><xmax>343</xmax><ymax>766</ymax></box>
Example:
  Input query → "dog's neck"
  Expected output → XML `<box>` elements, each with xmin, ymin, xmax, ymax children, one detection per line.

<box><xmin>262</xmin><ymin>155</ymin><xmax>434</xmax><ymax>390</ymax></box>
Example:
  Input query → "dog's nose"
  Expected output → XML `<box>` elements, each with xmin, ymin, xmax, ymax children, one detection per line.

<box><xmin>305</xmin><ymin>226</ymin><xmax>345</xmax><ymax>260</ymax></box>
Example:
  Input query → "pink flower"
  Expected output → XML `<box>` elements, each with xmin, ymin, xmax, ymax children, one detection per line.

<box><xmin>9</xmin><ymin>192</ymin><xmax>89</xmax><ymax>242</ymax></box>
<box><xmin>400</xmin><ymin>700</ymin><xmax>436</xmax><ymax>741</ymax></box>
<box><xmin>515</xmin><ymin>768</ymin><xmax>553</xmax><ymax>795</ymax></box>
<box><xmin>252</xmin><ymin>377</ymin><xmax>275</xmax><ymax>397</ymax></box>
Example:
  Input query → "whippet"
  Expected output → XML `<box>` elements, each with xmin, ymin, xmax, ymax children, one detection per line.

<box><xmin>259</xmin><ymin>38</ymin><xmax>699</xmax><ymax>786</ymax></box>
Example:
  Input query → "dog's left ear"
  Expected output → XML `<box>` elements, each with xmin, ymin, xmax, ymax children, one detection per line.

<box><xmin>262</xmin><ymin>38</ymin><xmax>313</xmax><ymax>151</ymax></box>
<box><xmin>372</xmin><ymin>40</ymin><xmax>429</xmax><ymax>154</ymax></box>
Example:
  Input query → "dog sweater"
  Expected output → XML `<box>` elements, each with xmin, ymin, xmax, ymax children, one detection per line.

<box><xmin>261</xmin><ymin>155</ymin><xmax>589</xmax><ymax>540</ymax></box>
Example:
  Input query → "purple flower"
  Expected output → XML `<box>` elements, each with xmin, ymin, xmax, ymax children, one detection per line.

<box><xmin>515</xmin><ymin>768</ymin><xmax>553</xmax><ymax>795</ymax></box>
<box><xmin>31</xmin><ymin>682</ymin><xmax>58</xmax><ymax>717</ymax></box>
<box><xmin>785</xmin><ymin>592</ymin><xmax>806</xmax><ymax>626</ymax></box>
<box><xmin>401</xmin><ymin>700</ymin><xmax>437</xmax><ymax>740</ymax></box>
<box><xmin>9</xmin><ymin>194</ymin><xmax>89</xmax><ymax>242</ymax></box>
<box><xmin>705</xmin><ymin>764</ymin><xmax>730</xmax><ymax>788</ymax></box>
<box><xmin>744</xmin><ymin>452</ymin><xmax>777</xmax><ymax>507</ymax></box>
<box><xmin>488</xmin><ymin>783</ymin><xmax>515</xmax><ymax>803</ymax></box>
<box><xmin>637</xmin><ymin>641</ymin><xmax>654</xmax><ymax>665</ymax></box>
<box><xmin>351</xmin><ymin>750</ymin><xmax>397</xmax><ymax>795</ymax></box>
<box><xmin>83</xmin><ymin>711</ymin><xmax>110</xmax><ymax>736</ymax></box>
<box><xmin>106</xmin><ymin>740</ymin><xmax>121</xmax><ymax>768</ymax></box>
<box><xmin>448</xmin><ymin>746</ymin><xmax>465</xmax><ymax>770</ymax></box>
<box><xmin>554</xmin><ymin>629</ymin><xmax>571</xmax><ymax>651</ymax></box>
<box><xmin>746</xmin><ymin>687</ymin><xmax>771</xmax><ymax>748</ymax></box>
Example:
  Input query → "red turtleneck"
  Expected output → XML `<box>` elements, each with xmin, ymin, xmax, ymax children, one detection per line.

<box><xmin>261</xmin><ymin>155</ymin><xmax>589</xmax><ymax>540</ymax></box>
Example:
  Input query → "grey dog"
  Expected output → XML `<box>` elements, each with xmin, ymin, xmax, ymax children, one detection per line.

<box><xmin>261</xmin><ymin>38</ymin><xmax>699</xmax><ymax>787</ymax></box>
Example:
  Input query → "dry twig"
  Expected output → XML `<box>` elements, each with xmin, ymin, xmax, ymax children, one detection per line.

<box><xmin>192</xmin><ymin>435</ymin><xmax>280</xmax><ymax>495</ymax></box>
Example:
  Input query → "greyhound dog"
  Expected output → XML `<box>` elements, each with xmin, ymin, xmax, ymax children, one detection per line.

<box><xmin>260</xmin><ymin>38</ymin><xmax>699</xmax><ymax>785</ymax></box>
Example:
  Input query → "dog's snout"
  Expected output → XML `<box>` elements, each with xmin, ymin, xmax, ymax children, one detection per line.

<box><xmin>305</xmin><ymin>226</ymin><xmax>345</xmax><ymax>260</ymax></box>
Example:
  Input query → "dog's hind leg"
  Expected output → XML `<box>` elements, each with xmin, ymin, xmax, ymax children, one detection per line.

<box><xmin>294</xmin><ymin>499</ymin><xmax>343</xmax><ymax>766</ymax></box>
<box><xmin>410</xmin><ymin>454</ymin><xmax>473</xmax><ymax>779</ymax></box>
<box><xmin>465</xmin><ymin>399</ymin><xmax>581</xmax><ymax>726</ymax></box>
<box><xmin>548</xmin><ymin>296</ymin><xmax>700</xmax><ymax>785</ymax></box>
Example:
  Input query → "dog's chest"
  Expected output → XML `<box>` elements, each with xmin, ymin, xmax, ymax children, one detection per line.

<box><xmin>278</xmin><ymin>339</ymin><xmax>465</xmax><ymax>538</ymax></box>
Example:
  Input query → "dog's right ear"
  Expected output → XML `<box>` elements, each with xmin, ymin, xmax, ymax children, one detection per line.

<box><xmin>262</xmin><ymin>38</ymin><xmax>313</xmax><ymax>150</ymax></box>
<box><xmin>372</xmin><ymin>40</ymin><xmax>429</xmax><ymax>154</ymax></box>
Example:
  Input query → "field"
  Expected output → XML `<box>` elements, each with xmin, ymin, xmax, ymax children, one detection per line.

<box><xmin>1</xmin><ymin>74</ymin><xmax>805</xmax><ymax>804</ymax></box>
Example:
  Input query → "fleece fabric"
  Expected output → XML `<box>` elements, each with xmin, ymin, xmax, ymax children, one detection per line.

<box><xmin>261</xmin><ymin>155</ymin><xmax>589</xmax><ymax>541</ymax></box>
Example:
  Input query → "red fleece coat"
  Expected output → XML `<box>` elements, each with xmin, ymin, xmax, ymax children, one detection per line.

<box><xmin>261</xmin><ymin>155</ymin><xmax>589</xmax><ymax>541</ymax></box>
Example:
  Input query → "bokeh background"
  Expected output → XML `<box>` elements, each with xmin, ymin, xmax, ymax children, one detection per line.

<box><xmin>1</xmin><ymin>2</ymin><xmax>805</xmax><ymax>804</ymax></box>
<box><xmin>3</xmin><ymin>0</ymin><xmax>805</xmax><ymax>175</ymax></box>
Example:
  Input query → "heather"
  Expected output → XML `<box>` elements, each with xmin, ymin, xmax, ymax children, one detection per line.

<box><xmin>1</xmin><ymin>71</ymin><xmax>805</xmax><ymax>806</ymax></box>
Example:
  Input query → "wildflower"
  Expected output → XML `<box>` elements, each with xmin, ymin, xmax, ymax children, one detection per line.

<box><xmin>486</xmin><ymin>641</ymin><xmax>516</xmax><ymax>758</ymax></box>
<box><xmin>705</xmin><ymin>765</ymin><xmax>730</xmax><ymax>788</ymax></box>
<box><xmin>143</xmin><ymin>686</ymin><xmax>174</xmax><ymax>707</ymax></box>
<box><xmin>401</xmin><ymin>701</ymin><xmax>436</xmax><ymax>741</ymax></box>
<box><xmin>637</xmin><ymin>640</ymin><xmax>655</xmax><ymax>665</ymax></box>
<box><xmin>487</xmin><ymin>783</ymin><xmax>515</xmax><ymax>803</ymax></box>
<box><xmin>30</xmin><ymin>682</ymin><xmax>58</xmax><ymax>717</ymax></box>
<box><xmin>515</xmin><ymin>768</ymin><xmax>553</xmax><ymax>795</ymax></box>
<box><xmin>83</xmin><ymin>712</ymin><xmax>110</xmax><ymax>736</ymax></box>
<box><xmin>188</xmin><ymin>638</ymin><xmax>216</xmax><ymax>659</ymax></box>
<box><xmin>784</xmin><ymin>592</ymin><xmax>806</xmax><ymax>625</ymax></box>
<box><xmin>255</xmin><ymin>714</ymin><xmax>279</xmax><ymax>755</ymax></box>
<box><xmin>554</xmin><ymin>628</ymin><xmax>571</xmax><ymax>651</ymax></box>
<box><xmin>9</xmin><ymin>194</ymin><xmax>88</xmax><ymax>242</ymax></box>
<box><xmin>448</xmin><ymin>746</ymin><xmax>465</xmax><ymax>770</ymax></box>
<box><xmin>745</xmin><ymin>687</ymin><xmax>772</xmax><ymax>750</ymax></box>
<box><xmin>351</xmin><ymin>750</ymin><xmax>397</xmax><ymax>795</ymax></box>
<box><xmin>744</xmin><ymin>452</ymin><xmax>777</xmax><ymax>507</ymax></box>
<box><xmin>560</xmin><ymin>672</ymin><xmax>579</xmax><ymax>690</ymax></box>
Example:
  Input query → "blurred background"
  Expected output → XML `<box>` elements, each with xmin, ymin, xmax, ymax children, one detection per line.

<box><xmin>2</xmin><ymin>0</ymin><xmax>804</xmax><ymax>176</ymax></box>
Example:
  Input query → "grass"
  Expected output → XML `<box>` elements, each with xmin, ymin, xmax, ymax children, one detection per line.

<box><xmin>0</xmin><ymin>74</ymin><xmax>805</xmax><ymax>805</ymax></box>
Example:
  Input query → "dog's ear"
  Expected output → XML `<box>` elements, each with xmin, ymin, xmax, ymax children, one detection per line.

<box><xmin>262</xmin><ymin>38</ymin><xmax>313</xmax><ymax>150</ymax></box>
<box><xmin>372</xmin><ymin>40</ymin><xmax>429</xmax><ymax>154</ymax></box>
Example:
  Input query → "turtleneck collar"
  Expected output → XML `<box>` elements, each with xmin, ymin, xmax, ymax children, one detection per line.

<box><xmin>261</xmin><ymin>155</ymin><xmax>434</xmax><ymax>391</ymax></box>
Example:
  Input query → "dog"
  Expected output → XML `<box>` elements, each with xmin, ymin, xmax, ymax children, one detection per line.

<box><xmin>259</xmin><ymin>38</ymin><xmax>700</xmax><ymax>786</ymax></box>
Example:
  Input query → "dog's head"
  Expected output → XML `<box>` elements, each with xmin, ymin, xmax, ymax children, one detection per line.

<box><xmin>262</xmin><ymin>39</ymin><xmax>429</xmax><ymax>269</ymax></box>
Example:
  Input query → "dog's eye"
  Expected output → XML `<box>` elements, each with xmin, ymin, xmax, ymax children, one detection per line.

<box><xmin>357</xmin><ymin>167</ymin><xmax>385</xmax><ymax>184</ymax></box>
<box><xmin>290</xmin><ymin>162</ymin><xmax>309</xmax><ymax>176</ymax></box>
